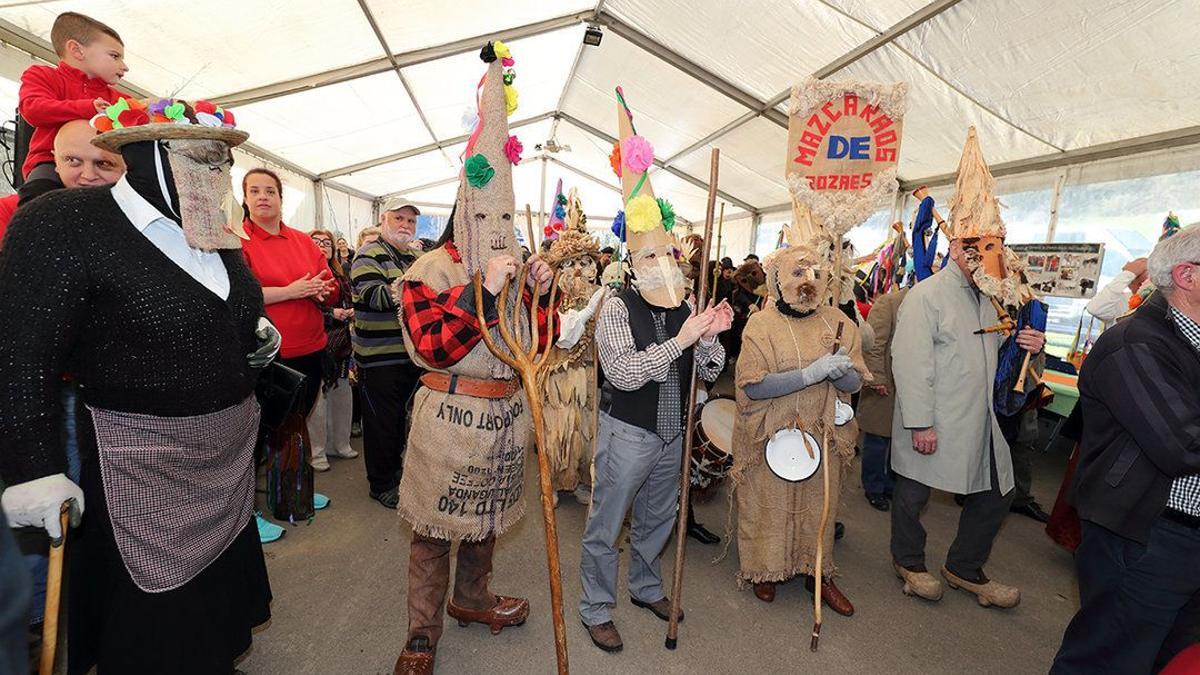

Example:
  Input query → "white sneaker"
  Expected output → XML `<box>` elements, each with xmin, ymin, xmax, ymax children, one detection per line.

<box><xmin>311</xmin><ymin>456</ymin><xmax>331</xmax><ymax>472</ymax></box>
<box><xmin>328</xmin><ymin>446</ymin><xmax>359</xmax><ymax>459</ymax></box>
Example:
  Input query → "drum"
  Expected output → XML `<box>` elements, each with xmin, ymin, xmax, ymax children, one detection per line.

<box><xmin>765</xmin><ymin>427</ymin><xmax>822</xmax><ymax>482</ymax></box>
<box><xmin>691</xmin><ymin>397</ymin><xmax>735</xmax><ymax>490</ymax></box>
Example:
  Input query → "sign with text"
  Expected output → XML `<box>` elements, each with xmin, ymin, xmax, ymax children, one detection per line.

<box><xmin>1009</xmin><ymin>242</ymin><xmax>1105</xmax><ymax>299</ymax></box>
<box><xmin>785</xmin><ymin>79</ymin><xmax>907</xmax><ymax>235</ymax></box>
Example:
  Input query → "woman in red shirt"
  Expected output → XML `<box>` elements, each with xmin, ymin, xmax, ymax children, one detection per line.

<box><xmin>240</xmin><ymin>168</ymin><xmax>338</xmax><ymax>519</ymax></box>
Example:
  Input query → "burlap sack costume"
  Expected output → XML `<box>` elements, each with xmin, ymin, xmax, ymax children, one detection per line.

<box><xmin>395</xmin><ymin>43</ymin><xmax>533</xmax><ymax>543</ymax></box>
<box><xmin>732</xmin><ymin>304</ymin><xmax>866</xmax><ymax>584</ymax></box>
<box><xmin>541</xmin><ymin>185</ymin><xmax>601</xmax><ymax>492</ymax></box>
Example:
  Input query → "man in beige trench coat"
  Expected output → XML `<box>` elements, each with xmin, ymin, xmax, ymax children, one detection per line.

<box><xmin>887</xmin><ymin>129</ymin><xmax>1046</xmax><ymax>610</ymax></box>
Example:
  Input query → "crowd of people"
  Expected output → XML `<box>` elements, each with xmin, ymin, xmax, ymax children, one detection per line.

<box><xmin>0</xmin><ymin>11</ymin><xmax>1197</xmax><ymax>675</ymax></box>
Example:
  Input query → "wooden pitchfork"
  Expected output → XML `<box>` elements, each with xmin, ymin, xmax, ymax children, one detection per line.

<box><xmin>471</xmin><ymin>264</ymin><xmax>569</xmax><ymax>675</ymax></box>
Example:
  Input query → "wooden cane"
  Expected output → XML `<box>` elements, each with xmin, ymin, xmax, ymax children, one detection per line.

<box><xmin>666</xmin><ymin>148</ymin><xmax>720</xmax><ymax>650</ymax></box>
<box><xmin>811</xmin><ymin>321</ymin><xmax>844</xmax><ymax>651</ymax></box>
<box><xmin>39</xmin><ymin>503</ymin><xmax>71</xmax><ymax>675</ymax></box>
<box><xmin>710</xmin><ymin>203</ymin><xmax>725</xmax><ymax>302</ymax></box>
<box><xmin>525</xmin><ymin>204</ymin><xmax>538</xmax><ymax>253</ymax></box>
<box><xmin>472</xmin><ymin>268</ymin><xmax>569</xmax><ymax>674</ymax></box>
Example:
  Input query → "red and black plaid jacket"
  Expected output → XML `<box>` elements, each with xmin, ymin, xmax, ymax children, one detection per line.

<box><xmin>402</xmin><ymin>242</ymin><xmax>553</xmax><ymax>368</ymax></box>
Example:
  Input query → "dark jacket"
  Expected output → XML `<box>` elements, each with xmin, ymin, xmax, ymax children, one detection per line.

<box><xmin>1071</xmin><ymin>292</ymin><xmax>1200</xmax><ymax>543</ymax></box>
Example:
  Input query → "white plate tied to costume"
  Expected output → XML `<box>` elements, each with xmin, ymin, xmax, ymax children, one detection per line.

<box><xmin>89</xmin><ymin>394</ymin><xmax>259</xmax><ymax>593</ymax></box>
<box><xmin>766</xmin><ymin>428</ymin><xmax>822</xmax><ymax>482</ymax></box>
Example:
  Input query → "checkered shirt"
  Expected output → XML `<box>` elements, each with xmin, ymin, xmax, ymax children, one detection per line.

<box><xmin>596</xmin><ymin>296</ymin><xmax>725</xmax><ymax>442</ymax></box>
<box><xmin>1168</xmin><ymin>307</ymin><xmax>1200</xmax><ymax>516</ymax></box>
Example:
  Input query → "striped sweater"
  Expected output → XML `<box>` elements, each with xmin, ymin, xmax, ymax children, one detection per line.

<box><xmin>350</xmin><ymin>240</ymin><xmax>417</xmax><ymax>367</ymax></box>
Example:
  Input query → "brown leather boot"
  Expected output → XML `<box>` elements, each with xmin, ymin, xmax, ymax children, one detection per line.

<box><xmin>446</xmin><ymin>595</ymin><xmax>530</xmax><ymax>635</ymax></box>
<box><xmin>753</xmin><ymin>582</ymin><xmax>777</xmax><ymax>603</ymax></box>
<box><xmin>805</xmin><ymin>575</ymin><xmax>855</xmax><ymax>616</ymax></box>
<box><xmin>582</xmin><ymin>620</ymin><xmax>623</xmax><ymax>652</ymax></box>
<box><xmin>393</xmin><ymin>635</ymin><xmax>436</xmax><ymax>675</ymax></box>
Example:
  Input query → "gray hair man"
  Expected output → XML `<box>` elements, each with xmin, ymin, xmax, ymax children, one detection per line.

<box><xmin>1053</xmin><ymin>223</ymin><xmax>1200</xmax><ymax>673</ymax></box>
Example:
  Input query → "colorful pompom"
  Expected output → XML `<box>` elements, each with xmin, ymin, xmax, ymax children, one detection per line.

<box><xmin>479</xmin><ymin>42</ymin><xmax>497</xmax><ymax>63</ymax></box>
<box><xmin>493</xmin><ymin>41</ymin><xmax>512</xmax><ymax>59</ymax></box>
<box><xmin>657</xmin><ymin>197</ymin><xmax>676</xmax><ymax>232</ymax></box>
<box><xmin>504</xmin><ymin>135</ymin><xmax>523</xmax><ymax>165</ymax></box>
<box><xmin>464</xmin><ymin>153</ymin><xmax>495</xmax><ymax>189</ymax></box>
<box><xmin>148</xmin><ymin>98</ymin><xmax>170</xmax><ymax>116</ymax></box>
<box><xmin>164</xmin><ymin>102</ymin><xmax>186</xmax><ymax>121</ymax></box>
<box><xmin>93</xmin><ymin>115</ymin><xmax>114</xmax><ymax>132</ymax></box>
<box><xmin>221</xmin><ymin>109</ymin><xmax>236</xmax><ymax>127</ymax></box>
<box><xmin>608</xmin><ymin>142</ymin><xmax>622</xmax><ymax>178</ymax></box>
<box><xmin>625</xmin><ymin>193</ymin><xmax>662</xmax><ymax>234</ymax></box>
<box><xmin>621</xmin><ymin>135</ymin><xmax>654</xmax><ymax>174</ymax></box>
<box><xmin>105</xmin><ymin>97</ymin><xmax>130</xmax><ymax>122</ymax></box>
<box><xmin>611</xmin><ymin>211</ymin><xmax>626</xmax><ymax>242</ymax></box>
<box><xmin>116</xmin><ymin>108</ymin><xmax>149</xmax><ymax>129</ymax></box>
<box><xmin>503</xmin><ymin>85</ymin><xmax>518</xmax><ymax>116</ymax></box>
<box><xmin>195</xmin><ymin>112</ymin><xmax>223</xmax><ymax>128</ymax></box>
<box><xmin>194</xmin><ymin>100</ymin><xmax>217</xmax><ymax>115</ymax></box>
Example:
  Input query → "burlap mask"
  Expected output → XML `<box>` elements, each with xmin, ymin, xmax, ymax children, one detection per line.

<box><xmin>765</xmin><ymin>237</ymin><xmax>834</xmax><ymax>313</ymax></box>
<box><xmin>163</xmin><ymin>138</ymin><xmax>245</xmax><ymax>250</ymax></box>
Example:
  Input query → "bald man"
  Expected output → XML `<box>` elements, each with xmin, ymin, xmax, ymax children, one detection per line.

<box><xmin>1</xmin><ymin>119</ymin><xmax>125</xmax><ymax>243</ymax></box>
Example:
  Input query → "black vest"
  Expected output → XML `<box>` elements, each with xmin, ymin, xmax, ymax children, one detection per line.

<box><xmin>603</xmin><ymin>289</ymin><xmax>693</xmax><ymax>433</ymax></box>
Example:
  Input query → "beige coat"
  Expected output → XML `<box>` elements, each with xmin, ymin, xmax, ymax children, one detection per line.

<box><xmin>890</xmin><ymin>262</ymin><xmax>1013</xmax><ymax>495</ymax></box>
<box><xmin>857</xmin><ymin>287</ymin><xmax>908</xmax><ymax>437</ymax></box>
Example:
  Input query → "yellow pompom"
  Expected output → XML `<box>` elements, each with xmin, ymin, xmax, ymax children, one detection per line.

<box><xmin>493</xmin><ymin>40</ymin><xmax>512</xmax><ymax>59</ymax></box>
<box><xmin>504</xmin><ymin>85</ymin><xmax>518</xmax><ymax>116</ymax></box>
<box><xmin>625</xmin><ymin>193</ymin><xmax>662</xmax><ymax>233</ymax></box>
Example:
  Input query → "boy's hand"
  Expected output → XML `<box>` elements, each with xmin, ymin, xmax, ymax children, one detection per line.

<box><xmin>93</xmin><ymin>98</ymin><xmax>110</xmax><ymax>113</ymax></box>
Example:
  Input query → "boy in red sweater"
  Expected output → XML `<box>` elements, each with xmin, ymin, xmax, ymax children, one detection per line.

<box><xmin>17</xmin><ymin>11</ymin><xmax>126</xmax><ymax>203</ymax></box>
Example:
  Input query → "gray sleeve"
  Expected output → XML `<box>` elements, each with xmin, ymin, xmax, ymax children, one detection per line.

<box><xmin>832</xmin><ymin>369</ymin><xmax>861</xmax><ymax>393</ymax></box>
<box><xmin>744</xmin><ymin>368</ymin><xmax>809</xmax><ymax>400</ymax></box>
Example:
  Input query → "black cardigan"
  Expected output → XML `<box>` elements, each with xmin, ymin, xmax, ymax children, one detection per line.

<box><xmin>1072</xmin><ymin>292</ymin><xmax>1200</xmax><ymax>542</ymax></box>
<box><xmin>0</xmin><ymin>186</ymin><xmax>264</xmax><ymax>486</ymax></box>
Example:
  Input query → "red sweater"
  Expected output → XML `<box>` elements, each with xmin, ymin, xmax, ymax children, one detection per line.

<box><xmin>241</xmin><ymin>219</ymin><xmax>339</xmax><ymax>359</ymax></box>
<box><xmin>18</xmin><ymin>62</ymin><xmax>121</xmax><ymax>177</ymax></box>
<box><xmin>0</xmin><ymin>194</ymin><xmax>18</xmax><ymax>247</ymax></box>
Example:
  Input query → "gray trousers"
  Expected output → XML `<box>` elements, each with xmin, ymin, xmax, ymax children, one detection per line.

<box><xmin>579</xmin><ymin>412</ymin><xmax>682</xmax><ymax>626</ymax></box>
<box><xmin>890</xmin><ymin>443</ymin><xmax>1015</xmax><ymax>578</ymax></box>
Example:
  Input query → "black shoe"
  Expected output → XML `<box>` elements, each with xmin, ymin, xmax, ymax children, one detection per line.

<box><xmin>370</xmin><ymin>486</ymin><xmax>400</xmax><ymax>509</ymax></box>
<box><xmin>1010</xmin><ymin>501</ymin><xmax>1050</xmax><ymax>523</ymax></box>
<box><xmin>834</xmin><ymin>521</ymin><xmax>845</xmax><ymax>540</ymax></box>
<box><xmin>686</xmin><ymin>520</ymin><xmax>720</xmax><ymax>545</ymax></box>
<box><xmin>954</xmin><ymin>494</ymin><xmax>966</xmax><ymax>507</ymax></box>
<box><xmin>865</xmin><ymin>492</ymin><xmax>890</xmax><ymax>512</ymax></box>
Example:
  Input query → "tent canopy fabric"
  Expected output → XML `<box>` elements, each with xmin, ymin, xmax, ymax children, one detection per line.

<box><xmin>2</xmin><ymin>0</ymin><xmax>1198</xmax><ymax>228</ymax></box>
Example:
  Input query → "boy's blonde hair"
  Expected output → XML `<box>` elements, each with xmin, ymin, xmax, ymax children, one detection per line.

<box><xmin>51</xmin><ymin>12</ymin><xmax>123</xmax><ymax>58</ymax></box>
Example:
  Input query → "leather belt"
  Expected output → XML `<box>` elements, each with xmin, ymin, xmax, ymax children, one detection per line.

<box><xmin>420</xmin><ymin>372</ymin><xmax>520</xmax><ymax>400</ymax></box>
<box><xmin>1162</xmin><ymin>508</ymin><xmax>1200</xmax><ymax>529</ymax></box>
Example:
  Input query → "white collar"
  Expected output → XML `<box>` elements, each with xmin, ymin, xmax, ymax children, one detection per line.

<box><xmin>111</xmin><ymin>175</ymin><xmax>173</xmax><ymax>233</ymax></box>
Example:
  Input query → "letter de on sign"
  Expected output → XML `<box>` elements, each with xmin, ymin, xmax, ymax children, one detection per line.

<box><xmin>849</xmin><ymin>136</ymin><xmax>870</xmax><ymax>160</ymax></box>
<box><xmin>827</xmin><ymin>135</ymin><xmax>849</xmax><ymax>159</ymax></box>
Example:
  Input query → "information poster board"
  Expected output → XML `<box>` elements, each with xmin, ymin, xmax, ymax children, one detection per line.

<box><xmin>1009</xmin><ymin>242</ymin><xmax>1105</xmax><ymax>299</ymax></box>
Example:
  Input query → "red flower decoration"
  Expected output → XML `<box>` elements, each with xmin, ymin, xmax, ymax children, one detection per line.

<box><xmin>609</xmin><ymin>141</ymin><xmax>622</xmax><ymax>178</ymax></box>
<box><xmin>504</xmin><ymin>135</ymin><xmax>523</xmax><ymax>165</ymax></box>
<box><xmin>544</xmin><ymin>225</ymin><xmax>554</xmax><ymax>237</ymax></box>
<box><xmin>117</xmin><ymin>108</ymin><xmax>149</xmax><ymax>128</ymax></box>
<box><xmin>221</xmin><ymin>109</ymin><xmax>236</xmax><ymax>126</ymax></box>
<box><xmin>194</xmin><ymin>100</ymin><xmax>217</xmax><ymax>115</ymax></box>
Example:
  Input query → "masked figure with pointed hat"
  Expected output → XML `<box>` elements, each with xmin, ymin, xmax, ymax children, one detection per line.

<box><xmin>577</xmin><ymin>87</ymin><xmax>731</xmax><ymax>653</ymax></box>
<box><xmin>0</xmin><ymin>99</ymin><xmax>279</xmax><ymax>674</ymax></box>
<box><xmin>390</xmin><ymin>42</ymin><xmax>553</xmax><ymax>674</ymax></box>
<box><xmin>730</xmin><ymin>201</ymin><xmax>868</xmax><ymax>614</ymax></box>
<box><xmin>541</xmin><ymin>181</ymin><xmax>608</xmax><ymax>505</ymax></box>
<box><xmin>889</xmin><ymin>127</ymin><xmax>1044</xmax><ymax>609</ymax></box>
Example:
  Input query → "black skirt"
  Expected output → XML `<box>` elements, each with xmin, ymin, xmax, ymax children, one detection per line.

<box><xmin>68</xmin><ymin>413</ymin><xmax>272</xmax><ymax>675</ymax></box>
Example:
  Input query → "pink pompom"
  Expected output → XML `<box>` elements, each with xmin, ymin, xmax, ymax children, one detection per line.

<box><xmin>621</xmin><ymin>135</ymin><xmax>654</xmax><ymax>174</ymax></box>
<box><xmin>504</xmin><ymin>135</ymin><xmax>523</xmax><ymax>165</ymax></box>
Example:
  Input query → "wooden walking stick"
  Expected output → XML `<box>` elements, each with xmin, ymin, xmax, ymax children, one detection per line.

<box><xmin>525</xmin><ymin>204</ymin><xmax>538</xmax><ymax>253</ymax></box>
<box><xmin>472</xmin><ymin>265</ymin><xmax>569</xmax><ymax>675</ymax></box>
<box><xmin>666</xmin><ymin>148</ymin><xmax>720</xmax><ymax>650</ymax></box>
<box><xmin>39</xmin><ymin>502</ymin><xmax>71</xmax><ymax>675</ymax></box>
<box><xmin>811</xmin><ymin>322</ymin><xmax>844</xmax><ymax>652</ymax></box>
<box><xmin>710</xmin><ymin>202</ymin><xmax>725</xmax><ymax>302</ymax></box>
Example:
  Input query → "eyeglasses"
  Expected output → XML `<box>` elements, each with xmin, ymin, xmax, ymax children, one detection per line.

<box><xmin>313</xmin><ymin>239</ymin><xmax>333</xmax><ymax>247</ymax></box>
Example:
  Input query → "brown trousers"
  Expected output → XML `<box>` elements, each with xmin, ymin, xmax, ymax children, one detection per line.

<box><xmin>407</xmin><ymin>533</ymin><xmax>496</xmax><ymax>645</ymax></box>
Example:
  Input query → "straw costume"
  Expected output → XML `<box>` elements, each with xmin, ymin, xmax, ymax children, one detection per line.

<box><xmin>392</xmin><ymin>42</ymin><xmax>549</xmax><ymax>675</ymax></box>
<box><xmin>0</xmin><ymin>98</ymin><xmax>277</xmax><ymax>674</ymax></box>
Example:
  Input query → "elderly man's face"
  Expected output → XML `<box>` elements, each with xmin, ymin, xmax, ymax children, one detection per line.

<box><xmin>381</xmin><ymin>206</ymin><xmax>418</xmax><ymax>248</ymax></box>
<box><xmin>54</xmin><ymin>120</ymin><xmax>124</xmax><ymax>188</ymax></box>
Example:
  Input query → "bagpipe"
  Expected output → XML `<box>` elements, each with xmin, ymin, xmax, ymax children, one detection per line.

<box><xmin>993</xmin><ymin>296</ymin><xmax>1049</xmax><ymax>417</ymax></box>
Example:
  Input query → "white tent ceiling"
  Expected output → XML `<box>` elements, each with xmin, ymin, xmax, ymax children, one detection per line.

<box><xmin>2</xmin><ymin>0</ymin><xmax>1199</xmax><ymax>227</ymax></box>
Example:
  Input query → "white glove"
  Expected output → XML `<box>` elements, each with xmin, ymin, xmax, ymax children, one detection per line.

<box><xmin>800</xmin><ymin>348</ymin><xmax>854</xmax><ymax>386</ymax></box>
<box><xmin>248</xmin><ymin>317</ymin><xmax>282</xmax><ymax>368</ymax></box>
<box><xmin>2</xmin><ymin>473</ymin><xmax>84</xmax><ymax>544</ymax></box>
<box><xmin>556</xmin><ymin>287</ymin><xmax>610</xmax><ymax>349</ymax></box>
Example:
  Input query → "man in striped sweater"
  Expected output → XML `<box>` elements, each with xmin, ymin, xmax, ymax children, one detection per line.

<box><xmin>351</xmin><ymin>197</ymin><xmax>422</xmax><ymax>509</ymax></box>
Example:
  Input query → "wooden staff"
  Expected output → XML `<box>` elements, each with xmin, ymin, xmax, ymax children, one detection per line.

<box><xmin>665</xmin><ymin>148</ymin><xmax>720</xmax><ymax>650</ymax></box>
<box><xmin>811</xmin><ymin>321</ymin><xmax>844</xmax><ymax>651</ymax></box>
<box><xmin>39</xmin><ymin>503</ymin><xmax>70</xmax><ymax>675</ymax></box>
<box><xmin>472</xmin><ymin>267</ymin><xmax>569</xmax><ymax>674</ymax></box>
<box><xmin>525</xmin><ymin>204</ymin><xmax>538</xmax><ymax>253</ymax></box>
<box><xmin>710</xmin><ymin>202</ymin><xmax>725</xmax><ymax>302</ymax></box>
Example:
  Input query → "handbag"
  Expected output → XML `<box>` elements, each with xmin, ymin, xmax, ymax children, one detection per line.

<box><xmin>255</xmin><ymin>361</ymin><xmax>307</xmax><ymax>431</ymax></box>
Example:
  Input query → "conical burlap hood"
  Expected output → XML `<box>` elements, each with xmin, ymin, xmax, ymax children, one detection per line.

<box><xmin>946</xmin><ymin>126</ymin><xmax>1006</xmax><ymax>241</ymax></box>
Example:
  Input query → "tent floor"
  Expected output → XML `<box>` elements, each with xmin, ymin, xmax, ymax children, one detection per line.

<box><xmin>240</xmin><ymin>422</ymin><xmax>1077</xmax><ymax>674</ymax></box>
